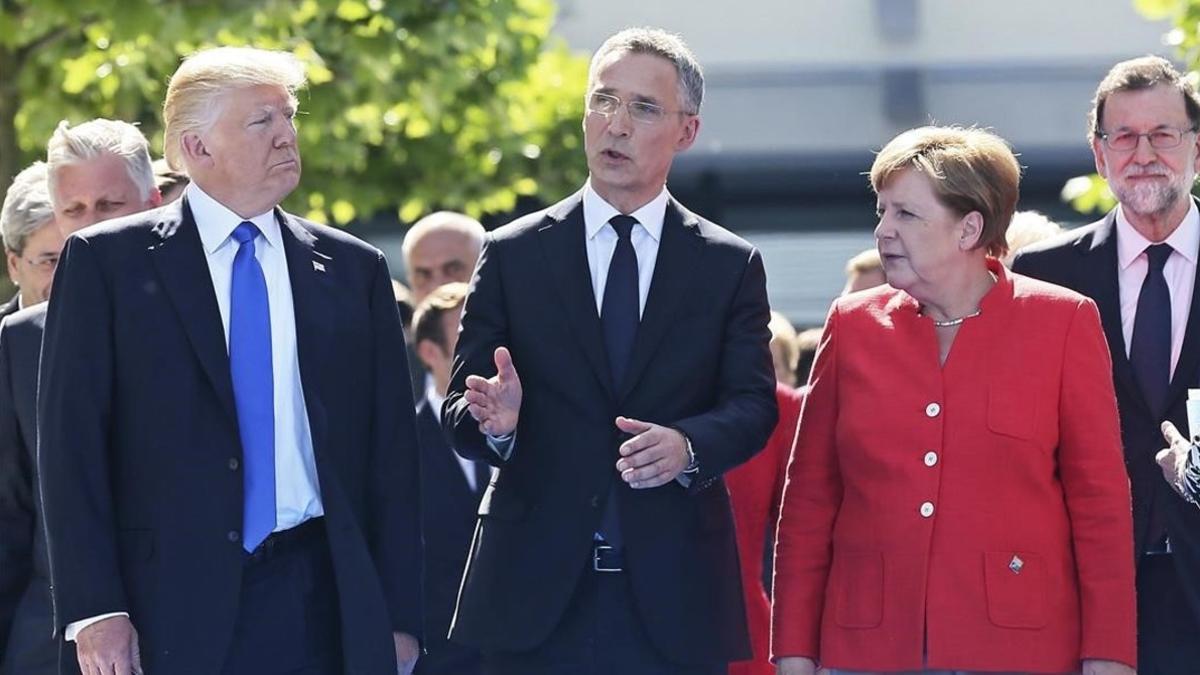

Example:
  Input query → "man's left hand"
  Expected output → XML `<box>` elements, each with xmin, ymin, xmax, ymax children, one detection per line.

<box><xmin>614</xmin><ymin>417</ymin><xmax>689</xmax><ymax>488</ymax></box>
<box><xmin>393</xmin><ymin>632</ymin><xmax>419</xmax><ymax>675</ymax></box>
<box><xmin>1081</xmin><ymin>658</ymin><xmax>1135</xmax><ymax>675</ymax></box>
<box><xmin>1156</xmin><ymin>421</ymin><xmax>1191</xmax><ymax>498</ymax></box>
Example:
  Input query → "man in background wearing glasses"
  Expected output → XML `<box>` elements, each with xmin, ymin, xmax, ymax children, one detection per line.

<box><xmin>443</xmin><ymin>26</ymin><xmax>777</xmax><ymax>675</ymax></box>
<box><xmin>1013</xmin><ymin>56</ymin><xmax>1200</xmax><ymax>674</ymax></box>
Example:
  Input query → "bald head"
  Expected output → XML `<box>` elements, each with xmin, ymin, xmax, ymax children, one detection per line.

<box><xmin>402</xmin><ymin>211</ymin><xmax>485</xmax><ymax>304</ymax></box>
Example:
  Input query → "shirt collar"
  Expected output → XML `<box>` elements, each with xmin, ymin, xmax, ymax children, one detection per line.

<box><xmin>1115</xmin><ymin>199</ymin><xmax>1199</xmax><ymax>269</ymax></box>
<box><xmin>582</xmin><ymin>180</ymin><xmax>669</xmax><ymax>243</ymax></box>
<box><xmin>424</xmin><ymin>374</ymin><xmax>445</xmax><ymax>425</ymax></box>
<box><xmin>185</xmin><ymin>182</ymin><xmax>283</xmax><ymax>256</ymax></box>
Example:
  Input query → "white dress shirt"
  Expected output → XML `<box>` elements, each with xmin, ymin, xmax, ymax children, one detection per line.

<box><xmin>1116</xmin><ymin>201</ymin><xmax>1199</xmax><ymax>378</ymax></box>
<box><xmin>66</xmin><ymin>183</ymin><xmax>324</xmax><ymax>640</ymax></box>
<box><xmin>485</xmin><ymin>181</ymin><xmax>669</xmax><ymax>463</ymax></box>
<box><xmin>425</xmin><ymin>379</ymin><xmax>481</xmax><ymax>492</ymax></box>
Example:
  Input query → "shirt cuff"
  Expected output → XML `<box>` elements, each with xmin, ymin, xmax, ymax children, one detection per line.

<box><xmin>65</xmin><ymin>612</ymin><xmax>129</xmax><ymax>641</ymax></box>
<box><xmin>485</xmin><ymin>430</ymin><xmax>516</xmax><ymax>460</ymax></box>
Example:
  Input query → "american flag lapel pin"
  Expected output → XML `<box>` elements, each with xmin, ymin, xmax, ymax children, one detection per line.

<box><xmin>312</xmin><ymin>260</ymin><xmax>326</xmax><ymax>273</ymax></box>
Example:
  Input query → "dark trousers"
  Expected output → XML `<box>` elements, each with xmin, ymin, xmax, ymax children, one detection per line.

<box><xmin>0</xmin><ymin>578</ymin><xmax>58</xmax><ymax>675</ymax></box>
<box><xmin>482</xmin><ymin>566</ymin><xmax>725</xmax><ymax>675</ymax></box>
<box><xmin>221</xmin><ymin>518</ymin><xmax>343</xmax><ymax>675</ymax></box>
<box><xmin>1137</xmin><ymin>553</ymin><xmax>1200</xmax><ymax>675</ymax></box>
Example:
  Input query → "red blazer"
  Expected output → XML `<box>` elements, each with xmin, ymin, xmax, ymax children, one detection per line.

<box><xmin>727</xmin><ymin>383</ymin><xmax>803</xmax><ymax>675</ymax></box>
<box><xmin>771</xmin><ymin>261</ymin><xmax>1136</xmax><ymax>673</ymax></box>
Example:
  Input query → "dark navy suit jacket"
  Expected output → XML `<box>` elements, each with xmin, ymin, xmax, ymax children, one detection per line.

<box><xmin>36</xmin><ymin>197</ymin><xmax>422</xmax><ymax>674</ymax></box>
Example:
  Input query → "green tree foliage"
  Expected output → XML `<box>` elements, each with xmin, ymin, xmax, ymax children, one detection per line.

<box><xmin>0</xmin><ymin>0</ymin><xmax>589</xmax><ymax>225</ymax></box>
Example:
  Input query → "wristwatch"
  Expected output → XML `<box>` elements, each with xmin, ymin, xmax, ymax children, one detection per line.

<box><xmin>682</xmin><ymin>433</ymin><xmax>699</xmax><ymax>474</ymax></box>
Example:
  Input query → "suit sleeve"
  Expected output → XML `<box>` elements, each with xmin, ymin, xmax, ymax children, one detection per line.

<box><xmin>443</xmin><ymin>234</ymin><xmax>511</xmax><ymax>464</ymax></box>
<box><xmin>771</xmin><ymin>301</ymin><xmax>842</xmax><ymax>661</ymax></box>
<box><xmin>1056</xmin><ymin>298</ymin><xmax>1137</xmax><ymax>668</ymax></box>
<box><xmin>37</xmin><ymin>235</ymin><xmax>126</xmax><ymax>631</ymax></box>
<box><xmin>366</xmin><ymin>252</ymin><xmax>423</xmax><ymax>638</ymax></box>
<box><xmin>673</xmin><ymin>248</ymin><xmax>778</xmax><ymax>490</ymax></box>
<box><xmin>0</xmin><ymin>317</ymin><xmax>33</xmax><ymax>657</ymax></box>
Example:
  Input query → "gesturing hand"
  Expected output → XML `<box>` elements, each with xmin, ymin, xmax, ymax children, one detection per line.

<box><xmin>1156</xmin><ymin>421</ymin><xmax>1191</xmax><ymax>498</ymax></box>
<box><xmin>76</xmin><ymin>615</ymin><xmax>142</xmax><ymax>675</ymax></box>
<box><xmin>464</xmin><ymin>346</ymin><xmax>522</xmax><ymax>437</ymax></box>
<box><xmin>614</xmin><ymin>417</ymin><xmax>690</xmax><ymax>488</ymax></box>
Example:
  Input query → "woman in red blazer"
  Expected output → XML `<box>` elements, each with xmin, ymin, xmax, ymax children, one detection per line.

<box><xmin>728</xmin><ymin>382</ymin><xmax>804</xmax><ymax>675</ymax></box>
<box><xmin>772</xmin><ymin>127</ymin><xmax>1136</xmax><ymax>675</ymax></box>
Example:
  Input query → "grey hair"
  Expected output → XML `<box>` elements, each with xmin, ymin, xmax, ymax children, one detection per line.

<box><xmin>588</xmin><ymin>27</ymin><xmax>705</xmax><ymax>115</ymax></box>
<box><xmin>1</xmin><ymin>162</ymin><xmax>55</xmax><ymax>254</ymax></box>
<box><xmin>46</xmin><ymin>118</ymin><xmax>155</xmax><ymax>206</ymax></box>
<box><xmin>163</xmin><ymin>46</ymin><xmax>307</xmax><ymax>171</ymax></box>
<box><xmin>401</xmin><ymin>211</ymin><xmax>486</xmax><ymax>269</ymax></box>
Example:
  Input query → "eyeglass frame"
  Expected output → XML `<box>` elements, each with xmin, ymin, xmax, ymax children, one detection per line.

<box><xmin>585</xmin><ymin>91</ymin><xmax>696</xmax><ymax>125</ymax></box>
<box><xmin>1094</xmin><ymin>125</ymin><xmax>1200</xmax><ymax>151</ymax></box>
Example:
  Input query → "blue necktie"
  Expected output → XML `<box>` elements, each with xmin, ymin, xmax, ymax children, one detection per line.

<box><xmin>230</xmin><ymin>222</ymin><xmax>275</xmax><ymax>552</ymax></box>
<box><xmin>1130</xmin><ymin>243</ymin><xmax>1173</xmax><ymax>418</ymax></box>
<box><xmin>599</xmin><ymin>215</ymin><xmax>640</xmax><ymax>548</ymax></box>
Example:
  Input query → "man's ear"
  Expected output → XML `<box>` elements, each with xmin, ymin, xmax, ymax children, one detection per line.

<box><xmin>415</xmin><ymin>338</ymin><xmax>441</xmax><ymax>372</ymax></box>
<box><xmin>675</xmin><ymin>116</ymin><xmax>700</xmax><ymax>153</ymax></box>
<box><xmin>180</xmin><ymin>132</ymin><xmax>212</xmax><ymax>170</ymax></box>
<box><xmin>5</xmin><ymin>251</ymin><xmax>20</xmax><ymax>287</ymax></box>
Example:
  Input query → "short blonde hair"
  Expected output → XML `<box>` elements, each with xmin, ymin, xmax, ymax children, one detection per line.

<box><xmin>845</xmin><ymin>248</ymin><xmax>882</xmax><ymax>276</ymax></box>
<box><xmin>163</xmin><ymin>47</ymin><xmax>306</xmax><ymax>171</ymax></box>
<box><xmin>768</xmin><ymin>310</ymin><xmax>799</xmax><ymax>373</ymax></box>
<box><xmin>870</xmin><ymin>126</ymin><xmax>1021</xmax><ymax>258</ymax></box>
<box><xmin>46</xmin><ymin>119</ymin><xmax>155</xmax><ymax>205</ymax></box>
<box><xmin>1003</xmin><ymin>210</ymin><xmax>1063</xmax><ymax>266</ymax></box>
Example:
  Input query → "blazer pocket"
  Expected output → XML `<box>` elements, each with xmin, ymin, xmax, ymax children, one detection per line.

<box><xmin>983</xmin><ymin>551</ymin><xmax>1047</xmax><ymax>629</ymax></box>
<box><xmin>987</xmin><ymin>385</ymin><xmax>1038</xmax><ymax>441</ymax></box>
<box><xmin>476</xmin><ymin>483</ymin><xmax>527</xmax><ymax>521</ymax></box>
<box><xmin>117</xmin><ymin>529</ymin><xmax>154</xmax><ymax>563</ymax></box>
<box><xmin>832</xmin><ymin>551</ymin><xmax>884</xmax><ymax>629</ymax></box>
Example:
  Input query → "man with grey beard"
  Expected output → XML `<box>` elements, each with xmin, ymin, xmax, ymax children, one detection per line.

<box><xmin>1013</xmin><ymin>55</ymin><xmax>1200</xmax><ymax>674</ymax></box>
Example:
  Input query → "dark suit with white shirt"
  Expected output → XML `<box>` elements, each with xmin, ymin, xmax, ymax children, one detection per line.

<box><xmin>443</xmin><ymin>186</ymin><xmax>777</xmax><ymax>673</ymax></box>
<box><xmin>37</xmin><ymin>187</ymin><xmax>422</xmax><ymax>675</ymax></box>
<box><xmin>1013</xmin><ymin>202</ymin><xmax>1200</xmax><ymax>673</ymax></box>
<box><xmin>414</xmin><ymin>395</ymin><xmax>487</xmax><ymax>675</ymax></box>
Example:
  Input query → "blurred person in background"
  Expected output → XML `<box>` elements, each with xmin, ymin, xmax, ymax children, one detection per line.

<box><xmin>792</xmin><ymin>327</ymin><xmax>822</xmax><ymax>387</ymax></box>
<box><xmin>773</xmin><ymin>126</ymin><xmax>1135</xmax><ymax>675</ymax></box>
<box><xmin>1002</xmin><ymin>210</ymin><xmax>1062</xmax><ymax>267</ymax></box>
<box><xmin>153</xmin><ymin>157</ymin><xmax>190</xmax><ymax>205</ymax></box>
<box><xmin>841</xmin><ymin>248</ymin><xmax>886</xmax><ymax>295</ymax></box>
<box><xmin>768</xmin><ymin>311</ymin><xmax>799</xmax><ymax>388</ymax></box>
<box><xmin>0</xmin><ymin>163</ymin><xmax>62</xmax><ymax>314</ymax></box>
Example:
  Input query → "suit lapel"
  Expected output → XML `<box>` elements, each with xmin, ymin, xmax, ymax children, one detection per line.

<box><xmin>537</xmin><ymin>192</ymin><xmax>615</xmax><ymax>399</ymax></box>
<box><xmin>278</xmin><ymin>211</ymin><xmax>335</xmax><ymax>461</ymax></box>
<box><xmin>148</xmin><ymin>197</ymin><xmax>238</xmax><ymax>424</ymax></box>
<box><xmin>1166</xmin><ymin>200</ymin><xmax>1200</xmax><ymax>408</ymax></box>
<box><xmin>1079</xmin><ymin>213</ymin><xmax>1144</xmax><ymax>410</ymax></box>
<box><xmin>618</xmin><ymin>200</ymin><xmax>703</xmax><ymax>402</ymax></box>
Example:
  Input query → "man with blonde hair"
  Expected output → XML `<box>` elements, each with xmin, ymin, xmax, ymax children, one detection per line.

<box><xmin>841</xmin><ymin>248</ymin><xmax>886</xmax><ymax>295</ymax></box>
<box><xmin>38</xmin><ymin>47</ymin><xmax>422</xmax><ymax>675</ymax></box>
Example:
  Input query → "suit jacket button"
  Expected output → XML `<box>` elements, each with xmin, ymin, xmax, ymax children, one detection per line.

<box><xmin>228</xmin><ymin>457</ymin><xmax>240</xmax><ymax>471</ymax></box>
<box><xmin>590</xmin><ymin>495</ymin><xmax>600</xmax><ymax>508</ymax></box>
<box><xmin>227</xmin><ymin>530</ymin><xmax>240</xmax><ymax>543</ymax></box>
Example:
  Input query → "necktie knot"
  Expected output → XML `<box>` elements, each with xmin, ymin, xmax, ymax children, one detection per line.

<box><xmin>1145</xmin><ymin>243</ymin><xmax>1173</xmax><ymax>272</ymax></box>
<box><xmin>232</xmin><ymin>221</ymin><xmax>260</xmax><ymax>246</ymax></box>
<box><xmin>609</xmin><ymin>215</ymin><xmax>637</xmax><ymax>241</ymax></box>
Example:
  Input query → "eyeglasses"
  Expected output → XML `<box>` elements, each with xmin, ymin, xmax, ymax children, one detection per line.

<box><xmin>1096</xmin><ymin>126</ymin><xmax>1198</xmax><ymax>151</ymax></box>
<box><xmin>586</xmin><ymin>92</ymin><xmax>692</xmax><ymax>125</ymax></box>
<box><xmin>21</xmin><ymin>254</ymin><xmax>59</xmax><ymax>272</ymax></box>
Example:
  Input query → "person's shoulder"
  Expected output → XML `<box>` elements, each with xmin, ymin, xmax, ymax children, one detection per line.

<box><xmin>1008</xmin><ymin>270</ymin><xmax>1094</xmax><ymax>313</ymax></box>
<box><xmin>1011</xmin><ymin>214</ymin><xmax>1108</xmax><ymax>265</ymax></box>
<box><xmin>2</xmin><ymin>302</ymin><xmax>47</xmax><ymax>333</ymax></box>
<box><xmin>682</xmin><ymin>203</ymin><xmax>756</xmax><ymax>256</ymax></box>
<box><xmin>834</xmin><ymin>283</ymin><xmax>900</xmax><ymax>315</ymax></box>
<box><xmin>490</xmin><ymin>192</ymin><xmax>583</xmax><ymax>243</ymax></box>
<box><xmin>72</xmin><ymin>202</ymin><xmax>178</xmax><ymax>246</ymax></box>
<box><xmin>282</xmin><ymin>211</ymin><xmax>383</xmax><ymax>262</ymax></box>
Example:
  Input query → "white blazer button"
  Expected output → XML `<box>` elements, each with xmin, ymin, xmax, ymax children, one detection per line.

<box><xmin>924</xmin><ymin>451</ymin><xmax>938</xmax><ymax>466</ymax></box>
<box><xmin>920</xmin><ymin>501</ymin><xmax>935</xmax><ymax>517</ymax></box>
<box><xmin>925</xmin><ymin>403</ymin><xmax>941</xmax><ymax>417</ymax></box>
